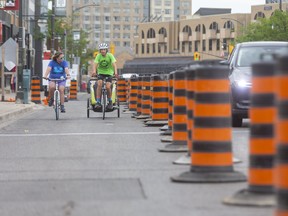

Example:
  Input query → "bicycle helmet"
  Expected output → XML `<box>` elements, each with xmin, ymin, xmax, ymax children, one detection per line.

<box><xmin>98</xmin><ymin>43</ymin><xmax>109</xmax><ymax>50</ymax></box>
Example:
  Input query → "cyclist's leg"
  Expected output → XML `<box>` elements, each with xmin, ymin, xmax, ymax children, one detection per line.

<box><xmin>49</xmin><ymin>81</ymin><xmax>56</xmax><ymax>99</ymax></box>
<box><xmin>105</xmin><ymin>76</ymin><xmax>113</xmax><ymax>109</ymax></box>
<box><xmin>59</xmin><ymin>85</ymin><xmax>65</xmax><ymax>105</ymax></box>
<box><xmin>48</xmin><ymin>81</ymin><xmax>56</xmax><ymax>106</ymax></box>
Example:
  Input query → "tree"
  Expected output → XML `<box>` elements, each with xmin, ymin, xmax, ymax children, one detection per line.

<box><xmin>236</xmin><ymin>10</ymin><xmax>288</xmax><ymax>43</ymax></box>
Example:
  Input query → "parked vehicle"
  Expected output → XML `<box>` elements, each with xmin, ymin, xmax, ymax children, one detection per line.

<box><xmin>221</xmin><ymin>41</ymin><xmax>288</xmax><ymax>127</ymax></box>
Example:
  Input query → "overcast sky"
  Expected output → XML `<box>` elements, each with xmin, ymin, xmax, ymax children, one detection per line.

<box><xmin>192</xmin><ymin>0</ymin><xmax>265</xmax><ymax>14</ymax></box>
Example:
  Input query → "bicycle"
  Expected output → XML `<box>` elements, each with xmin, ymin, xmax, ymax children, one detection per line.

<box><xmin>87</xmin><ymin>76</ymin><xmax>120</xmax><ymax>120</ymax></box>
<box><xmin>44</xmin><ymin>76</ymin><xmax>66</xmax><ymax>120</ymax></box>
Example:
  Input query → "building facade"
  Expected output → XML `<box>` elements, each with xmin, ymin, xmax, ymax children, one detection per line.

<box><xmin>133</xmin><ymin>3</ymin><xmax>287</xmax><ymax>60</ymax></box>
<box><xmin>68</xmin><ymin>0</ymin><xmax>192</xmax><ymax>50</ymax></box>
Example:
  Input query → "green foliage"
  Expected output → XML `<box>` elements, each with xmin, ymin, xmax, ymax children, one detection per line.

<box><xmin>45</xmin><ymin>11</ymin><xmax>94</xmax><ymax>69</ymax></box>
<box><xmin>236</xmin><ymin>10</ymin><xmax>288</xmax><ymax>43</ymax></box>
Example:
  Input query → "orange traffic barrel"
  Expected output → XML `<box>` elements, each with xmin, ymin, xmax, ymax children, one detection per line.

<box><xmin>129</xmin><ymin>77</ymin><xmax>138</xmax><ymax>111</ymax></box>
<box><xmin>31</xmin><ymin>76</ymin><xmax>41</xmax><ymax>104</ymax></box>
<box><xmin>150</xmin><ymin>74</ymin><xmax>169</xmax><ymax>121</ymax></box>
<box><xmin>186</xmin><ymin>67</ymin><xmax>196</xmax><ymax>154</ymax></box>
<box><xmin>117</xmin><ymin>77</ymin><xmax>127</xmax><ymax>103</ymax></box>
<box><xmin>159</xmin><ymin>69</ymin><xmax>187</xmax><ymax>152</ymax></box>
<box><xmin>161</xmin><ymin>72</ymin><xmax>174</xmax><ymax>135</ymax></box>
<box><xmin>275</xmin><ymin>55</ymin><xmax>288</xmax><ymax>215</ymax></box>
<box><xmin>145</xmin><ymin>74</ymin><xmax>169</xmax><ymax>126</ymax></box>
<box><xmin>224</xmin><ymin>61</ymin><xmax>276</xmax><ymax>205</ymax></box>
<box><xmin>140</xmin><ymin>76</ymin><xmax>151</xmax><ymax>117</ymax></box>
<box><xmin>69</xmin><ymin>80</ymin><xmax>77</xmax><ymax>100</ymax></box>
<box><xmin>136</xmin><ymin>76</ymin><xmax>143</xmax><ymax>117</ymax></box>
<box><xmin>171</xmin><ymin>65</ymin><xmax>246</xmax><ymax>182</ymax></box>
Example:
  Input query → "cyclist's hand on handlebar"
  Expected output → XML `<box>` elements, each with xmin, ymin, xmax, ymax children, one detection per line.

<box><xmin>66</xmin><ymin>74</ymin><xmax>71</xmax><ymax>79</ymax></box>
<box><xmin>43</xmin><ymin>77</ymin><xmax>48</xmax><ymax>80</ymax></box>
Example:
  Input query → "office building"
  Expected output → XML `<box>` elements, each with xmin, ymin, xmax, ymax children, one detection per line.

<box><xmin>69</xmin><ymin>0</ymin><xmax>192</xmax><ymax>50</ymax></box>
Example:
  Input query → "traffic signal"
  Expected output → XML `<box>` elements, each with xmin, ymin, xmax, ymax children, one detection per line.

<box><xmin>194</xmin><ymin>52</ymin><xmax>200</xmax><ymax>61</ymax></box>
<box><xmin>228</xmin><ymin>45</ymin><xmax>234</xmax><ymax>54</ymax></box>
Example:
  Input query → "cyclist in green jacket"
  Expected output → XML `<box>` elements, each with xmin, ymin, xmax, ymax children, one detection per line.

<box><xmin>93</xmin><ymin>43</ymin><xmax>118</xmax><ymax>110</ymax></box>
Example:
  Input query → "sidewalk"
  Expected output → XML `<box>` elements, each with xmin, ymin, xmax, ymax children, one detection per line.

<box><xmin>0</xmin><ymin>91</ymin><xmax>36</xmax><ymax>123</ymax></box>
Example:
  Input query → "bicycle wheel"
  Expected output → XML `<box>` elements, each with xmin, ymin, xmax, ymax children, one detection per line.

<box><xmin>117</xmin><ymin>98</ymin><xmax>120</xmax><ymax>118</ymax></box>
<box><xmin>55</xmin><ymin>91</ymin><xmax>60</xmax><ymax>120</ymax></box>
<box><xmin>102</xmin><ymin>91</ymin><xmax>106</xmax><ymax>120</ymax></box>
<box><xmin>87</xmin><ymin>98</ymin><xmax>90</xmax><ymax>118</ymax></box>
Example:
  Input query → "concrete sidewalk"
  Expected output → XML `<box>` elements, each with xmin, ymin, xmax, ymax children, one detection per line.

<box><xmin>0</xmin><ymin>91</ymin><xmax>36</xmax><ymax>123</ymax></box>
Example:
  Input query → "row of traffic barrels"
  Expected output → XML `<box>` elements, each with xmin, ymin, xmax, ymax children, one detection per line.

<box><xmin>124</xmin><ymin>57</ymin><xmax>288</xmax><ymax>215</ymax></box>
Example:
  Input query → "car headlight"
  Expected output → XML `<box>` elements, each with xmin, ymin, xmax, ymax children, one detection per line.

<box><xmin>235</xmin><ymin>79</ymin><xmax>251</xmax><ymax>87</ymax></box>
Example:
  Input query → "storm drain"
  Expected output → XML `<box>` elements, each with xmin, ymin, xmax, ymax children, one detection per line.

<box><xmin>0</xmin><ymin>178</ymin><xmax>146</xmax><ymax>202</ymax></box>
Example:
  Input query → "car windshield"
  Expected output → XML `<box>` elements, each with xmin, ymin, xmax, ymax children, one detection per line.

<box><xmin>236</xmin><ymin>46</ymin><xmax>286</xmax><ymax>67</ymax></box>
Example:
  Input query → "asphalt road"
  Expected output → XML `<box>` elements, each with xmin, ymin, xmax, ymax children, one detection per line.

<box><xmin>0</xmin><ymin>93</ymin><xmax>274</xmax><ymax>216</ymax></box>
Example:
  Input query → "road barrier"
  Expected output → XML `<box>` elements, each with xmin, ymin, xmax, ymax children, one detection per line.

<box><xmin>224</xmin><ymin>61</ymin><xmax>276</xmax><ymax>206</ymax></box>
<box><xmin>128</xmin><ymin>77</ymin><xmax>138</xmax><ymax>111</ymax></box>
<box><xmin>160</xmin><ymin>72</ymin><xmax>174</xmax><ymax>135</ymax></box>
<box><xmin>140</xmin><ymin>76</ymin><xmax>151</xmax><ymax>117</ymax></box>
<box><xmin>117</xmin><ymin>77</ymin><xmax>127</xmax><ymax>103</ymax></box>
<box><xmin>159</xmin><ymin>69</ymin><xmax>187</xmax><ymax>152</ymax></box>
<box><xmin>150</xmin><ymin>74</ymin><xmax>169</xmax><ymax>121</ymax></box>
<box><xmin>136</xmin><ymin>76</ymin><xmax>143</xmax><ymax>117</ymax></box>
<box><xmin>69</xmin><ymin>80</ymin><xmax>77</xmax><ymax>100</ymax></box>
<box><xmin>171</xmin><ymin>65</ymin><xmax>246</xmax><ymax>182</ymax></box>
<box><xmin>275</xmin><ymin>55</ymin><xmax>288</xmax><ymax>215</ymax></box>
<box><xmin>31</xmin><ymin>76</ymin><xmax>41</xmax><ymax>104</ymax></box>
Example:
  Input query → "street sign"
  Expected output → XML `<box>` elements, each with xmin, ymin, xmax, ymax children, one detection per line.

<box><xmin>56</xmin><ymin>0</ymin><xmax>66</xmax><ymax>7</ymax></box>
<box><xmin>0</xmin><ymin>0</ymin><xmax>19</xmax><ymax>10</ymax></box>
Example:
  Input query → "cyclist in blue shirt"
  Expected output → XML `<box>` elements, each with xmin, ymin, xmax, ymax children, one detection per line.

<box><xmin>43</xmin><ymin>52</ymin><xmax>70</xmax><ymax>113</ymax></box>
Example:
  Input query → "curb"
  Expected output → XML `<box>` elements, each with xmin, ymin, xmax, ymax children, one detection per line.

<box><xmin>0</xmin><ymin>103</ymin><xmax>36</xmax><ymax>123</ymax></box>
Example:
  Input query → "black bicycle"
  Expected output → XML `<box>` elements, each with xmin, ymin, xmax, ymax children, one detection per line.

<box><xmin>87</xmin><ymin>77</ymin><xmax>120</xmax><ymax>120</ymax></box>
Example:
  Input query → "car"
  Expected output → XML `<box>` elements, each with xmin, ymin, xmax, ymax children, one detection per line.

<box><xmin>221</xmin><ymin>41</ymin><xmax>288</xmax><ymax>127</ymax></box>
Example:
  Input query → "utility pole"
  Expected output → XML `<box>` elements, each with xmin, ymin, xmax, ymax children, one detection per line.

<box><xmin>34</xmin><ymin>0</ymin><xmax>42</xmax><ymax>77</ymax></box>
<box><xmin>51</xmin><ymin>0</ymin><xmax>55</xmax><ymax>54</ymax></box>
<box><xmin>16</xmin><ymin>0</ymin><xmax>24</xmax><ymax>102</ymax></box>
<box><xmin>280</xmin><ymin>0</ymin><xmax>282</xmax><ymax>11</ymax></box>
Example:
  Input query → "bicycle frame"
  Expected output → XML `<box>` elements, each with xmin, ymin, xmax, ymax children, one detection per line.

<box><xmin>46</xmin><ymin>77</ymin><xmax>66</xmax><ymax>120</ymax></box>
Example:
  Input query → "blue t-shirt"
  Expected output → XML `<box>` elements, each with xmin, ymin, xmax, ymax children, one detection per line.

<box><xmin>48</xmin><ymin>60</ymin><xmax>68</xmax><ymax>79</ymax></box>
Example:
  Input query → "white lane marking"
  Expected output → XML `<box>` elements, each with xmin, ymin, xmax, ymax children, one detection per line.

<box><xmin>0</xmin><ymin>132</ymin><xmax>160</xmax><ymax>137</ymax></box>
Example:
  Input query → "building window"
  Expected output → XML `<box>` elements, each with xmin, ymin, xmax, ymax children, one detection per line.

<box><xmin>142</xmin><ymin>44</ymin><xmax>144</xmax><ymax>54</ymax></box>
<box><xmin>182</xmin><ymin>42</ymin><xmax>185</xmax><ymax>53</ymax></box>
<box><xmin>147</xmin><ymin>44</ymin><xmax>150</xmax><ymax>54</ymax></box>
<box><xmin>164</xmin><ymin>44</ymin><xmax>167</xmax><ymax>53</ymax></box>
<box><xmin>153</xmin><ymin>43</ymin><xmax>156</xmax><ymax>53</ymax></box>
<box><xmin>158</xmin><ymin>44</ymin><xmax>161</xmax><ymax>53</ymax></box>
<box><xmin>209</xmin><ymin>39</ymin><xmax>213</xmax><ymax>51</ymax></box>
<box><xmin>136</xmin><ymin>44</ymin><xmax>139</xmax><ymax>54</ymax></box>
<box><xmin>189</xmin><ymin>42</ymin><xmax>192</xmax><ymax>52</ymax></box>
<box><xmin>202</xmin><ymin>40</ymin><xmax>206</xmax><ymax>51</ymax></box>
<box><xmin>216</xmin><ymin>39</ymin><xmax>220</xmax><ymax>50</ymax></box>
<box><xmin>194</xmin><ymin>41</ymin><xmax>198</xmax><ymax>52</ymax></box>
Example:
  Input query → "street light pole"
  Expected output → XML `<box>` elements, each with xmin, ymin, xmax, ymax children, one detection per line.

<box><xmin>16</xmin><ymin>0</ymin><xmax>24</xmax><ymax>102</ymax></box>
<box><xmin>51</xmin><ymin>0</ymin><xmax>55</xmax><ymax>54</ymax></box>
<box><xmin>279</xmin><ymin>0</ymin><xmax>282</xmax><ymax>11</ymax></box>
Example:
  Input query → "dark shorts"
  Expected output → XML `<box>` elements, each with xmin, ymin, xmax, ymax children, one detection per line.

<box><xmin>98</xmin><ymin>74</ymin><xmax>113</xmax><ymax>83</ymax></box>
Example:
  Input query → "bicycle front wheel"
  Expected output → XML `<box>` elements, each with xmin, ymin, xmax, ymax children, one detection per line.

<box><xmin>102</xmin><ymin>92</ymin><xmax>106</xmax><ymax>120</ymax></box>
<box><xmin>55</xmin><ymin>91</ymin><xmax>60</xmax><ymax>120</ymax></box>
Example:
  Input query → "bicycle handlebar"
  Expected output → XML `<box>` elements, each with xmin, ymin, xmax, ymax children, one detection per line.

<box><xmin>43</xmin><ymin>77</ymin><xmax>67</xmax><ymax>82</ymax></box>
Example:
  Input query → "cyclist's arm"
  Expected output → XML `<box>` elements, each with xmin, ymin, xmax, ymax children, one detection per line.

<box><xmin>64</xmin><ymin>67</ymin><xmax>70</xmax><ymax>79</ymax></box>
<box><xmin>93</xmin><ymin>62</ymin><xmax>98</xmax><ymax>75</ymax></box>
<box><xmin>44</xmin><ymin>66</ymin><xmax>52</xmax><ymax>79</ymax></box>
<box><xmin>112</xmin><ymin>62</ymin><xmax>117</xmax><ymax>77</ymax></box>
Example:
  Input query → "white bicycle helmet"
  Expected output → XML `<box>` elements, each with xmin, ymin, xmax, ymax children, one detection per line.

<box><xmin>98</xmin><ymin>43</ymin><xmax>109</xmax><ymax>50</ymax></box>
